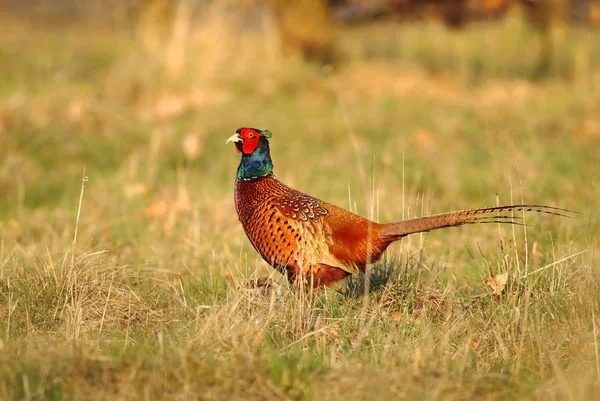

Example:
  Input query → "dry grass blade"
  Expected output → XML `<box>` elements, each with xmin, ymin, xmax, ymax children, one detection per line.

<box><xmin>0</xmin><ymin>6</ymin><xmax>597</xmax><ymax>401</ymax></box>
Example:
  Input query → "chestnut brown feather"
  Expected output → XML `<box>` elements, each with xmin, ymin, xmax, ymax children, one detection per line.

<box><xmin>230</xmin><ymin>128</ymin><xmax>572</xmax><ymax>288</ymax></box>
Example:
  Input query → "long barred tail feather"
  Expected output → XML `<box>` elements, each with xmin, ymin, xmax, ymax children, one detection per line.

<box><xmin>381</xmin><ymin>204</ymin><xmax>576</xmax><ymax>239</ymax></box>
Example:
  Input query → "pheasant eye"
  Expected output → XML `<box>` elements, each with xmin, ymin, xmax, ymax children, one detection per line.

<box><xmin>248</xmin><ymin>132</ymin><xmax>254</xmax><ymax>138</ymax></box>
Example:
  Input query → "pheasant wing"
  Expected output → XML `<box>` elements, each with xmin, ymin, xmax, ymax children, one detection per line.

<box><xmin>270</xmin><ymin>195</ymin><xmax>361</xmax><ymax>275</ymax></box>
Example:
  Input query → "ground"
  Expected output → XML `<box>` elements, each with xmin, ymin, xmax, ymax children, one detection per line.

<box><xmin>0</xmin><ymin>5</ymin><xmax>599</xmax><ymax>400</ymax></box>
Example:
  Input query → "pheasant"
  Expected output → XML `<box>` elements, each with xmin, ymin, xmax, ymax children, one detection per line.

<box><xmin>227</xmin><ymin>127</ymin><xmax>568</xmax><ymax>288</ymax></box>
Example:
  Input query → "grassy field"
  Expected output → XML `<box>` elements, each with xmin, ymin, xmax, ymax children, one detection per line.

<box><xmin>1</xmin><ymin>4</ymin><xmax>600</xmax><ymax>400</ymax></box>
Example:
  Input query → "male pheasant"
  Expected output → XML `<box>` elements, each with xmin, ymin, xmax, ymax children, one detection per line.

<box><xmin>227</xmin><ymin>127</ymin><xmax>568</xmax><ymax>288</ymax></box>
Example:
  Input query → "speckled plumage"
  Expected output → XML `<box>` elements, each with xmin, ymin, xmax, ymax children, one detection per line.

<box><xmin>235</xmin><ymin>175</ymin><xmax>394</xmax><ymax>285</ymax></box>
<box><xmin>228</xmin><ymin>127</ymin><xmax>571</xmax><ymax>288</ymax></box>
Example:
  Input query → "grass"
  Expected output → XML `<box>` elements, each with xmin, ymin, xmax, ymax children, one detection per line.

<box><xmin>1</xmin><ymin>3</ymin><xmax>600</xmax><ymax>400</ymax></box>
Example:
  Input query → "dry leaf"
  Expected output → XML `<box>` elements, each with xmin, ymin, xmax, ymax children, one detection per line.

<box><xmin>154</xmin><ymin>94</ymin><xmax>187</xmax><ymax>119</ymax></box>
<box><xmin>182</xmin><ymin>133</ymin><xmax>202</xmax><ymax>161</ymax></box>
<box><xmin>487</xmin><ymin>271</ymin><xmax>508</xmax><ymax>295</ymax></box>
<box><xmin>391</xmin><ymin>312</ymin><xmax>403</xmax><ymax>322</ymax></box>
<box><xmin>145</xmin><ymin>200</ymin><xmax>169</xmax><ymax>217</ymax></box>
<box><xmin>412</xmin><ymin>128</ymin><xmax>435</xmax><ymax>151</ymax></box>
<box><xmin>124</xmin><ymin>183</ymin><xmax>148</xmax><ymax>199</ymax></box>
<box><xmin>67</xmin><ymin>99</ymin><xmax>84</xmax><ymax>122</ymax></box>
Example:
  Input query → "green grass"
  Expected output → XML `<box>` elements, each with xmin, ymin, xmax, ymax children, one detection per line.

<box><xmin>1</xmin><ymin>5</ymin><xmax>600</xmax><ymax>400</ymax></box>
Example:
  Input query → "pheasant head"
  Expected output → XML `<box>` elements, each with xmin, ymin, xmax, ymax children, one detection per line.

<box><xmin>227</xmin><ymin>127</ymin><xmax>274</xmax><ymax>181</ymax></box>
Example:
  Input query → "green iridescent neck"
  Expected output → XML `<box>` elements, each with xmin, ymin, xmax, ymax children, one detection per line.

<box><xmin>237</xmin><ymin>137</ymin><xmax>274</xmax><ymax>180</ymax></box>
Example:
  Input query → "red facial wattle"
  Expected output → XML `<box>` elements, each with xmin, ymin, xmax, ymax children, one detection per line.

<box><xmin>238</xmin><ymin>128</ymin><xmax>262</xmax><ymax>155</ymax></box>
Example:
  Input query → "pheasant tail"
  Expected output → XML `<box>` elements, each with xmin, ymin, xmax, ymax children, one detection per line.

<box><xmin>381</xmin><ymin>205</ymin><xmax>572</xmax><ymax>239</ymax></box>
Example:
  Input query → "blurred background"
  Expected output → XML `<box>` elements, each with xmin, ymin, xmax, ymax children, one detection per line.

<box><xmin>0</xmin><ymin>0</ymin><xmax>598</xmax><ymax>264</ymax></box>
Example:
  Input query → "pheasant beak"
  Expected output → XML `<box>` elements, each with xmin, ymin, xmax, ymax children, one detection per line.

<box><xmin>226</xmin><ymin>133</ymin><xmax>242</xmax><ymax>144</ymax></box>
